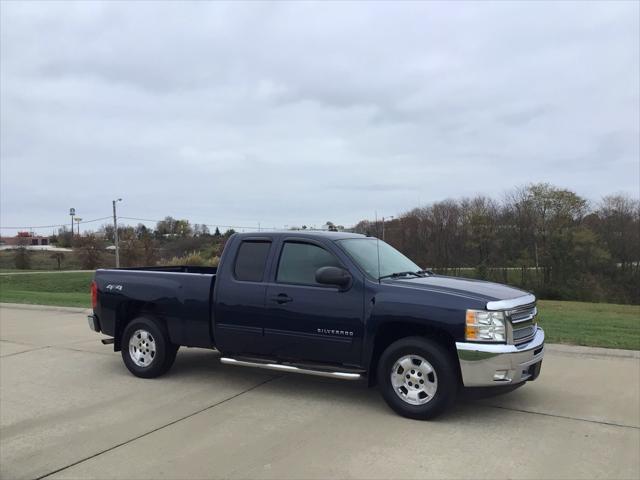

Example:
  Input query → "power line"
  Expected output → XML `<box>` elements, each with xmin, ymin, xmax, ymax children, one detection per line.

<box><xmin>0</xmin><ymin>216</ymin><xmax>112</xmax><ymax>230</ymax></box>
<box><xmin>1</xmin><ymin>215</ymin><xmax>352</xmax><ymax>232</ymax></box>
<box><xmin>120</xmin><ymin>217</ymin><xmax>348</xmax><ymax>231</ymax></box>
<box><xmin>119</xmin><ymin>216</ymin><xmax>282</xmax><ymax>231</ymax></box>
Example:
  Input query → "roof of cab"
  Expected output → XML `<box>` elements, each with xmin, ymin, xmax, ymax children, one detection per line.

<box><xmin>233</xmin><ymin>230</ymin><xmax>368</xmax><ymax>241</ymax></box>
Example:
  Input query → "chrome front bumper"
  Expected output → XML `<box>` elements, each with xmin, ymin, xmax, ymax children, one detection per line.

<box><xmin>456</xmin><ymin>328</ymin><xmax>545</xmax><ymax>387</ymax></box>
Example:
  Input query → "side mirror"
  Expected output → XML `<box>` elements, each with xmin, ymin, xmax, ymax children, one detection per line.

<box><xmin>315</xmin><ymin>266</ymin><xmax>351</xmax><ymax>288</ymax></box>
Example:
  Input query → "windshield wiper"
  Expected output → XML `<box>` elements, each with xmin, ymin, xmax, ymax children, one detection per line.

<box><xmin>416</xmin><ymin>269</ymin><xmax>434</xmax><ymax>276</ymax></box>
<box><xmin>379</xmin><ymin>271</ymin><xmax>424</xmax><ymax>280</ymax></box>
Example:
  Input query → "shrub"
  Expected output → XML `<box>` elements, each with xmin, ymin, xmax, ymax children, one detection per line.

<box><xmin>165</xmin><ymin>252</ymin><xmax>220</xmax><ymax>267</ymax></box>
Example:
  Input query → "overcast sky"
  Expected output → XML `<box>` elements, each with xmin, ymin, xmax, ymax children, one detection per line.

<box><xmin>1</xmin><ymin>0</ymin><xmax>639</xmax><ymax>235</ymax></box>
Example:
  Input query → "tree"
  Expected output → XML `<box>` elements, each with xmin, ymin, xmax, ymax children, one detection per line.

<box><xmin>134</xmin><ymin>223</ymin><xmax>149</xmax><ymax>239</ymax></box>
<box><xmin>50</xmin><ymin>252</ymin><xmax>65</xmax><ymax>270</ymax></box>
<box><xmin>594</xmin><ymin>194</ymin><xmax>640</xmax><ymax>272</ymax></box>
<box><xmin>119</xmin><ymin>229</ymin><xmax>144</xmax><ymax>267</ymax></box>
<box><xmin>155</xmin><ymin>216</ymin><xmax>192</xmax><ymax>237</ymax></box>
<box><xmin>193</xmin><ymin>224</ymin><xmax>210</xmax><ymax>237</ymax></box>
<box><xmin>55</xmin><ymin>227</ymin><xmax>73</xmax><ymax>248</ymax></box>
<box><xmin>99</xmin><ymin>224</ymin><xmax>115</xmax><ymax>243</ymax></box>
<box><xmin>139</xmin><ymin>230</ymin><xmax>158</xmax><ymax>266</ymax></box>
<box><xmin>74</xmin><ymin>234</ymin><xmax>105</xmax><ymax>270</ymax></box>
<box><xmin>504</xmin><ymin>183</ymin><xmax>588</xmax><ymax>287</ymax></box>
<box><xmin>155</xmin><ymin>216</ymin><xmax>177</xmax><ymax>237</ymax></box>
<box><xmin>350</xmin><ymin>183</ymin><xmax>638</xmax><ymax>303</ymax></box>
<box><xmin>325</xmin><ymin>221</ymin><xmax>338</xmax><ymax>232</ymax></box>
<box><xmin>13</xmin><ymin>237</ymin><xmax>31</xmax><ymax>269</ymax></box>
<box><xmin>175</xmin><ymin>219</ymin><xmax>193</xmax><ymax>237</ymax></box>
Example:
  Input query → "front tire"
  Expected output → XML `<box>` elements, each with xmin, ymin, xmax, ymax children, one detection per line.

<box><xmin>121</xmin><ymin>316</ymin><xmax>178</xmax><ymax>378</ymax></box>
<box><xmin>377</xmin><ymin>336</ymin><xmax>457</xmax><ymax>420</ymax></box>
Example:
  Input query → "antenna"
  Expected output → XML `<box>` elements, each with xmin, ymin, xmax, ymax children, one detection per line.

<box><xmin>375</xmin><ymin>211</ymin><xmax>381</xmax><ymax>283</ymax></box>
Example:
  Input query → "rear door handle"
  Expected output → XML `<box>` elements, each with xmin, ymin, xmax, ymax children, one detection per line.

<box><xmin>270</xmin><ymin>293</ymin><xmax>293</xmax><ymax>304</ymax></box>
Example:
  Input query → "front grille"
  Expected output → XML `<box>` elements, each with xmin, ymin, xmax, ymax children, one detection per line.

<box><xmin>507</xmin><ymin>304</ymin><xmax>537</xmax><ymax>345</ymax></box>
<box><xmin>513</xmin><ymin>325</ymin><xmax>536</xmax><ymax>342</ymax></box>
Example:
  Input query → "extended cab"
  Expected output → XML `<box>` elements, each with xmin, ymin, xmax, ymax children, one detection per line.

<box><xmin>88</xmin><ymin>231</ymin><xmax>544</xmax><ymax>419</ymax></box>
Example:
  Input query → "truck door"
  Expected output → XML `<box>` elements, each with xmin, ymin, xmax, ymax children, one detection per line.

<box><xmin>214</xmin><ymin>238</ymin><xmax>273</xmax><ymax>355</ymax></box>
<box><xmin>263</xmin><ymin>239</ymin><xmax>364</xmax><ymax>365</ymax></box>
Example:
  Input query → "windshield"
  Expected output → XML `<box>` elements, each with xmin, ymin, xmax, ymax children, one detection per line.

<box><xmin>337</xmin><ymin>238</ymin><xmax>421</xmax><ymax>280</ymax></box>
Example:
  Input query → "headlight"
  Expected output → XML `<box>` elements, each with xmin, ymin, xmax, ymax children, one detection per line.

<box><xmin>465</xmin><ymin>310</ymin><xmax>506</xmax><ymax>342</ymax></box>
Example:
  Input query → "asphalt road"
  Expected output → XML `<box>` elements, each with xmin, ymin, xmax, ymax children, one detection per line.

<box><xmin>1</xmin><ymin>304</ymin><xmax>639</xmax><ymax>480</ymax></box>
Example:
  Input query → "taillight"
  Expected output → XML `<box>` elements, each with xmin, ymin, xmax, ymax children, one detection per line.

<box><xmin>90</xmin><ymin>281</ymin><xmax>98</xmax><ymax>310</ymax></box>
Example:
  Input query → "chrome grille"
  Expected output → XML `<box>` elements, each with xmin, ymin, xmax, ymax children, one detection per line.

<box><xmin>507</xmin><ymin>304</ymin><xmax>537</xmax><ymax>345</ymax></box>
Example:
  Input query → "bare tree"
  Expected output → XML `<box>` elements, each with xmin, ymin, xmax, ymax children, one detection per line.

<box><xmin>74</xmin><ymin>234</ymin><xmax>105</xmax><ymax>270</ymax></box>
<box><xmin>50</xmin><ymin>252</ymin><xmax>65</xmax><ymax>270</ymax></box>
<box><xmin>13</xmin><ymin>237</ymin><xmax>31</xmax><ymax>270</ymax></box>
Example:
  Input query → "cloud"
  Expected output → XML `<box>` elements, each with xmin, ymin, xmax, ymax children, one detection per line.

<box><xmin>1</xmin><ymin>0</ymin><xmax>638</xmax><ymax>234</ymax></box>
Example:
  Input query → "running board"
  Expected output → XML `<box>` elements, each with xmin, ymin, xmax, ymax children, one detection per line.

<box><xmin>220</xmin><ymin>357</ymin><xmax>362</xmax><ymax>380</ymax></box>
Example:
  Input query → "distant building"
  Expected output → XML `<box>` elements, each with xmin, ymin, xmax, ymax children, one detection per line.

<box><xmin>0</xmin><ymin>232</ymin><xmax>50</xmax><ymax>246</ymax></box>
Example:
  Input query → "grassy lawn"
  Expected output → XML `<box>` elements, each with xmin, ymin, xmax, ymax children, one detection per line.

<box><xmin>0</xmin><ymin>271</ymin><xmax>638</xmax><ymax>349</ymax></box>
<box><xmin>537</xmin><ymin>300</ymin><xmax>639</xmax><ymax>350</ymax></box>
<box><xmin>0</xmin><ymin>271</ymin><xmax>93</xmax><ymax>308</ymax></box>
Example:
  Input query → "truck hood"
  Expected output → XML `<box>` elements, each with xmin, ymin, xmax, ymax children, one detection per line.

<box><xmin>387</xmin><ymin>275</ymin><xmax>531</xmax><ymax>306</ymax></box>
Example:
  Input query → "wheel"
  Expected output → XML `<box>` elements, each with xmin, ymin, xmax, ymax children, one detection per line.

<box><xmin>377</xmin><ymin>336</ymin><xmax>457</xmax><ymax>420</ymax></box>
<box><xmin>121</xmin><ymin>316</ymin><xmax>178</xmax><ymax>378</ymax></box>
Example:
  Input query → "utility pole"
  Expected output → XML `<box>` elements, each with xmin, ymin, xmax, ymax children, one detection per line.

<box><xmin>74</xmin><ymin>217</ymin><xmax>82</xmax><ymax>236</ymax></box>
<box><xmin>113</xmin><ymin>198</ymin><xmax>122</xmax><ymax>268</ymax></box>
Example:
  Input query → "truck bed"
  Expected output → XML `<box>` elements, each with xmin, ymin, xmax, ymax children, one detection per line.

<box><xmin>94</xmin><ymin>266</ymin><xmax>217</xmax><ymax>349</ymax></box>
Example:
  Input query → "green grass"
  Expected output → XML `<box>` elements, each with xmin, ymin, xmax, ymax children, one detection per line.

<box><xmin>538</xmin><ymin>300</ymin><xmax>640</xmax><ymax>350</ymax></box>
<box><xmin>0</xmin><ymin>271</ymin><xmax>638</xmax><ymax>349</ymax></box>
<box><xmin>0</xmin><ymin>271</ymin><xmax>93</xmax><ymax>308</ymax></box>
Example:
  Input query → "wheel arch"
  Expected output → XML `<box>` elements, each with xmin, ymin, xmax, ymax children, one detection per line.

<box><xmin>113</xmin><ymin>301</ymin><xmax>168</xmax><ymax>351</ymax></box>
<box><xmin>366</xmin><ymin>321</ymin><xmax>461</xmax><ymax>387</ymax></box>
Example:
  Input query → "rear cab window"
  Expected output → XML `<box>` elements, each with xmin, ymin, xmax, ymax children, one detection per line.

<box><xmin>234</xmin><ymin>241</ymin><xmax>271</xmax><ymax>282</ymax></box>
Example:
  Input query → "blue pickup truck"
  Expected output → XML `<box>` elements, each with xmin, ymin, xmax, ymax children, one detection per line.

<box><xmin>88</xmin><ymin>231</ymin><xmax>544</xmax><ymax>419</ymax></box>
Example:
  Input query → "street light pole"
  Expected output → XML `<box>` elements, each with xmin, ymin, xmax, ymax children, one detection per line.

<box><xmin>112</xmin><ymin>198</ymin><xmax>122</xmax><ymax>268</ymax></box>
<box><xmin>69</xmin><ymin>208</ymin><xmax>76</xmax><ymax>238</ymax></box>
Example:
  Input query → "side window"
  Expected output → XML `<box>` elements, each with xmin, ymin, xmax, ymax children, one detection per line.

<box><xmin>277</xmin><ymin>242</ymin><xmax>342</xmax><ymax>286</ymax></box>
<box><xmin>234</xmin><ymin>241</ymin><xmax>271</xmax><ymax>282</ymax></box>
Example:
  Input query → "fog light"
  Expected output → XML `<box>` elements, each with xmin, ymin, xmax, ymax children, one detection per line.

<box><xmin>493</xmin><ymin>370</ymin><xmax>510</xmax><ymax>381</ymax></box>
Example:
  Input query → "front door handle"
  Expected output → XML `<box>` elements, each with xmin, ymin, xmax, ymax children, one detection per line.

<box><xmin>270</xmin><ymin>293</ymin><xmax>293</xmax><ymax>304</ymax></box>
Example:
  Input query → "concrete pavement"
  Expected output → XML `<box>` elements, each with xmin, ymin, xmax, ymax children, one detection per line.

<box><xmin>1</xmin><ymin>304</ymin><xmax>638</xmax><ymax>479</ymax></box>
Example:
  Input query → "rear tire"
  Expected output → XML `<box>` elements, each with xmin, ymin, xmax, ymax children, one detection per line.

<box><xmin>377</xmin><ymin>336</ymin><xmax>457</xmax><ymax>420</ymax></box>
<box><xmin>121</xmin><ymin>316</ymin><xmax>178</xmax><ymax>378</ymax></box>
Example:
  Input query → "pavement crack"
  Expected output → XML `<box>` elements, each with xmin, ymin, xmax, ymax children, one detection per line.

<box><xmin>51</xmin><ymin>346</ymin><xmax>114</xmax><ymax>356</ymax></box>
<box><xmin>0</xmin><ymin>343</ymin><xmax>111</xmax><ymax>358</ymax></box>
<box><xmin>36</xmin><ymin>374</ymin><xmax>281</xmax><ymax>480</ymax></box>
<box><xmin>482</xmin><ymin>403</ymin><xmax>639</xmax><ymax>430</ymax></box>
<box><xmin>0</xmin><ymin>345</ymin><xmax>50</xmax><ymax>358</ymax></box>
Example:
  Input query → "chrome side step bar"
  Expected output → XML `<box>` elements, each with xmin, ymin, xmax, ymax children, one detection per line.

<box><xmin>220</xmin><ymin>357</ymin><xmax>361</xmax><ymax>380</ymax></box>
